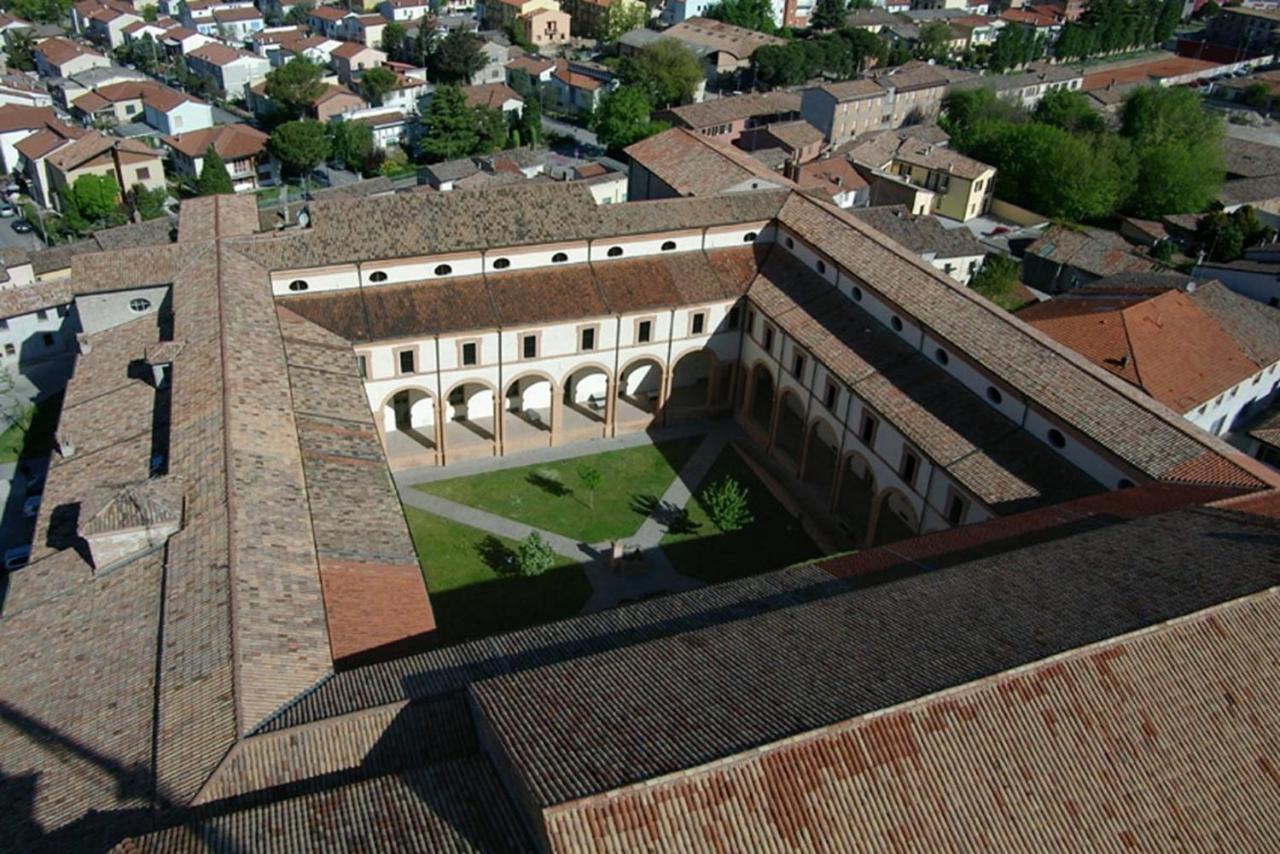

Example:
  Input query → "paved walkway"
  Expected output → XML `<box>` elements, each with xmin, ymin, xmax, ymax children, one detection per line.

<box><xmin>396</xmin><ymin>424</ymin><xmax>739</xmax><ymax>613</ymax></box>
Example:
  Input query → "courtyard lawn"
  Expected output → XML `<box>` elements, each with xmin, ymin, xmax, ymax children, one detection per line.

<box><xmin>661</xmin><ymin>445</ymin><xmax>823</xmax><ymax>585</ymax></box>
<box><xmin>0</xmin><ymin>392</ymin><xmax>62</xmax><ymax>464</ymax></box>
<box><xmin>404</xmin><ymin>506</ymin><xmax>591</xmax><ymax>645</ymax></box>
<box><xmin>416</xmin><ymin>437</ymin><xmax>704</xmax><ymax>543</ymax></box>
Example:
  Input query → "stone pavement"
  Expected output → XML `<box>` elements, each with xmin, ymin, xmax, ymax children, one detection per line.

<box><xmin>396</xmin><ymin>423</ymin><xmax>740</xmax><ymax>613</ymax></box>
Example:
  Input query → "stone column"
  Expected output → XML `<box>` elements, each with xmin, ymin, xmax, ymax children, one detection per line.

<box><xmin>863</xmin><ymin>493</ymin><xmax>884</xmax><ymax>549</ymax></box>
<box><xmin>550</xmin><ymin>387</ymin><xmax>563</xmax><ymax>447</ymax></box>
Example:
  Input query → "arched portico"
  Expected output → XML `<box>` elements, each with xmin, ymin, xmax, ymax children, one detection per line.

<box><xmin>869</xmin><ymin>488</ymin><xmax>919</xmax><ymax>547</ymax></box>
<box><xmin>562</xmin><ymin>363</ymin><xmax>611</xmax><ymax>442</ymax></box>
<box><xmin>616</xmin><ymin>356</ymin><xmax>664</xmax><ymax>434</ymax></box>
<box><xmin>379</xmin><ymin>385</ymin><xmax>440</xmax><ymax>468</ymax></box>
<box><xmin>744</xmin><ymin>362</ymin><xmax>775</xmax><ymax>437</ymax></box>
<box><xmin>443</xmin><ymin>379</ymin><xmax>498</xmax><ymax>461</ymax></box>
<box><xmin>800</xmin><ymin>417</ymin><xmax>839</xmax><ymax>498</ymax></box>
<box><xmin>771</xmin><ymin>389</ymin><xmax>806</xmax><ymax>463</ymax></box>
<box><xmin>504</xmin><ymin>371</ymin><xmax>555</xmax><ymax>452</ymax></box>
<box><xmin>834</xmin><ymin>451</ymin><xmax>876</xmax><ymax>543</ymax></box>
<box><xmin>667</xmin><ymin>349</ymin><xmax>718</xmax><ymax>421</ymax></box>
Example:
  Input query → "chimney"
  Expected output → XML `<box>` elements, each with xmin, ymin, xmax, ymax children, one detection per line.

<box><xmin>143</xmin><ymin>340</ymin><xmax>184</xmax><ymax>389</ymax></box>
<box><xmin>76</xmin><ymin>333</ymin><xmax>91</xmax><ymax>355</ymax></box>
<box><xmin>56</xmin><ymin>432</ymin><xmax>74</xmax><ymax>458</ymax></box>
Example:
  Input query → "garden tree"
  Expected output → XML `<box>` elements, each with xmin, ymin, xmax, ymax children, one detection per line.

<box><xmin>328</xmin><ymin>120</ymin><xmax>375</xmax><ymax>173</ymax></box>
<box><xmin>7</xmin><ymin>0</ymin><xmax>72</xmax><ymax>24</ymax></box>
<box><xmin>505</xmin><ymin>21</ymin><xmax>535</xmax><ymax>52</ymax></box>
<box><xmin>359</xmin><ymin>66</ymin><xmax>398</xmax><ymax>106</ymax></box>
<box><xmin>1033</xmin><ymin>88</ymin><xmax>1105</xmax><ymax>134</ymax></box>
<box><xmin>751</xmin><ymin>43</ymin><xmax>809</xmax><ymax>86</ymax></box>
<box><xmin>518</xmin><ymin>93</ymin><xmax>542</xmax><ymax>146</ymax></box>
<box><xmin>1195</xmin><ymin>206</ymin><xmax>1275</xmax><ymax>262</ymax></box>
<box><xmin>264</xmin><ymin>57</ymin><xmax>326</xmax><ymax>119</ymax></box>
<box><xmin>417</xmin><ymin>85</ymin><xmax>504</xmax><ymax>161</ymax></box>
<box><xmin>115</xmin><ymin>34</ymin><xmax>162</xmax><ymax>74</ymax></box>
<box><xmin>620</xmin><ymin>39</ymin><xmax>704</xmax><ymax>109</ymax></box>
<box><xmin>379</xmin><ymin>146</ymin><xmax>410</xmax><ymax>176</ymax></box>
<box><xmin>1119</xmin><ymin>85</ymin><xmax>1223</xmax><ymax>216</ymax></box>
<box><xmin>285</xmin><ymin>1</ymin><xmax>313</xmax><ymax>24</ymax></box>
<box><xmin>1054</xmin><ymin>0</ymin><xmax>1183</xmax><ymax>61</ymax></box>
<box><xmin>987</xmin><ymin>24</ymin><xmax>1042</xmax><ymax>72</ymax></box>
<box><xmin>430</xmin><ymin>29</ymin><xmax>486</xmax><ymax>84</ymax></box>
<box><xmin>6</xmin><ymin>31</ymin><xmax>35</xmax><ymax>72</ymax></box>
<box><xmin>62</xmin><ymin>174</ymin><xmax>123</xmax><ymax>231</ymax></box>
<box><xmin>142</xmin><ymin>3</ymin><xmax>156</xmax><ymax>20</ymax></box>
<box><xmin>410</xmin><ymin>23</ymin><xmax>437</xmax><ymax>68</ymax></box>
<box><xmin>576</xmin><ymin>464</ymin><xmax>602</xmax><ymax>509</ymax></box>
<box><xmin>702</xmin><ymin>476</ymin><xmax>754</xmax><ymax>532</ymax></box>
<box><xmin>381</xmin><ymin>20</ymin><xmax>406</xmax><ymax>58</ymax></box>
<box><xmin>129</xmin><ymin>183</ymin><xmax>169</xmax><ymax>220</ymax></box>
<box><xmin>968</xmin><ymin>253</ymin><xmax>1026</xmax><ymax>311</ymax></box>
<box><xmin>810</xmin><ymin>0</ymin><xmax>846</xmax><ymax>29</ymax></box>
<box><xmin>1197</xmin><ymin>0</ymin><xmax>1220</xmax><ymax>16</ymax></box>
<box><xmin>197</xmin><ymin>146</ymin><xmax>234</xmax><ymax>194</ymax></box>
<box><xmin>516</xmin><ymin>531</ymin><xmax>556</xmax><ymax>576</ymax></box>
<box><xmin>269</xmin><ymin>119</ymin><xmax>331</xmax><ymax>176</ymax></box>
<box><xmin>939</xmin><ymin>87</ymin><xmax>1027</xmax><ymax>145</ymax></box>
<box><xmin>751</xmin><ymin>27</ymin><xmax>885</xmax><ymax>86</ymax></box>
<box><xmin>1243</xmin><ymin>81</ymin><xmax>1274</xmax><ymax>111</ymax></box>
<box><xmin>592</xmin><ymin>85</ymin><xmax>668</xmax><ymax>152</ymax></box>
<box><xmin>598</xmin><ymin>0</ymin><xmax>648</xmax><ymax>40</ymax></box>
<box><xmin>885</xmin><ymin>35</ymin><xmax>912</xmax><ymax>66</ymax></box>
<box><xmin>705</xmin><ymin>0</ymin><xmax>777</xmax><ymax>34</ymax></box>
<box><xmin>915</xmin><ymin>20</ymin><xmax>953</xmax><ymax>62</ymax></box>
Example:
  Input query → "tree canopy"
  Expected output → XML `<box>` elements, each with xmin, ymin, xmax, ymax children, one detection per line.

<box><xmin>1119</xmin><ymin>86</ymin><xmax>1223</xmax><ymax>217</ymax></box>
<box><xmin>598</xmin><ymin>0</ymin><xmax>648</xmax><ymax>41</ymax></box>
<box><xmin>619</xmin><ymin>39</ymin><xmax>704</xmax><ymax>109</ymax></box>
<box><xmin>751</xmin><ymin>27</ymin><xmax>886</xmax><ymax>86</ymax></box>
<box><xmin>264</xmin><ymin>57</ymin><xmax>326</xmax><ymax>119</ymax></box>
<box><xmin>196</xmin><ymin>145</ymin><xmax>234</xmax><ymax>195</ymax></box>
<box><xmin>1054</xmin><ymin>0</ymin><xmax>1183</xmax><ymax>61</ymax></box>
<box><xmin>704</xmin><ymin>0</ymin><xmax>777</xmax><ymax>34</ymax></box>
<box><xmin>1196</xmin><ymin>206</ymin><xmax>1275</xmax><ymax>262</ymax></box>
<box><xmin>359</xmin><ymin>66</ymin><xmax>398</xmax><ymax>106</ymax></box>
<box><xmin>269</xmin><ymin>119</ymin><xmax>331</xmax><ymax>176</ymax></box>
<box><xmin>430</xmin><ymin>30</ymin><xmax>486</xmax><ymax>84</ymax></box>
<box><xmin>417</xmin><ymin>84</ymin><xmax>506</xmax><ymax>162</ymax></box>
<box><xmin>592</xmin><ymin>85</ymin><xmax>668</xmax><ymax>152</ymax></box>
<box><xmin>328</xmin><ymin>120</ymin><xmax>375</xmax><ymax>174</ymax></box>
<box><xmin>1033</xmin><ymin>88</ymin><xmax>1105</xmax><ymax>134</ymax></box>
<box><xmin>130</xmin><ymin>183</ymin><xmax>169</xmax><ymax>220</ymax></box>
<box><xmin>810</xmin><ymin>0</ymin><xmax>847</xmax><ymax>30</ymax></box>
<box><xmin>381</xmin><ymin>21</ymin><xmax>407</xmax><ymax>58</ymax></box>
<box><xmin>61</xmin><ymin>174</ymin><xmax>122</xmax><ymax>232</ymax></box>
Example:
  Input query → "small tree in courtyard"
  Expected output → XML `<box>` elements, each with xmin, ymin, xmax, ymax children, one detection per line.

<box><xmin>516</xmin><ymin>531</ymin><xmax>556</xmax><ymax>576</ymax></box>
<box><xmin>702</xmin><ymin>476</ymin><xmax>753</xmax><ymax>532</ymax></box>
<box><xmin>197</xmin><ymin>145</ymin><xmax>234</xmax><ymax>195</ymax></box>
<box><xmin>577</xmin><ymin>464</ymin><xmax>602</xmax><ymax>509</ymax></box>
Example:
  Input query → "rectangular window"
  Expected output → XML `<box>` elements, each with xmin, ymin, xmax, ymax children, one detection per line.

<box><xmin>36</xmin><ymin>310</ymin><xmax>47</xmax><ymax>321</ymax></box>
<box><xmin>42</xmin><ymin>332</ymin><xmax>53</xmax><ymax>347</ymax></box>
<box><xmin>824</xmin><ymin>380</ymin><xmax>837</xmax><ymax>410</ymax></box>
<box><xmin>637</xmin><ymin>319</ymin><xmax>652</xmax><ymax>343</ymax></box>
<box><xmin>691</xmin><ymin>312</ymin><xmax>706</xmax><ymax>335</ymax></box>
<box><xmin>462</xmin><ymin>341</ymin><xmax>478</xmax><ymax>365</ymax></box>
<box><xmin>947</xmin><ymin>494</ymin><xmax>966</xmax><ymax>526</ymax></box>
<box><xmin>728</xmin><ymin>306</ymin><xmax>741</xmax><ymax>329</ymax></box>
<box><xmin>137</xmin><ymin>167</ymin><xmax>150</xmax><ymax>180</ymax></box>
<box><xmin>792</xmin><ymin>353</ymin><xmax>805</xmax><ymax>378</ymax></box>
<box><xmin>763</xmin><ymin>325</ymin><xmax>774</xmax><ymax>352</ymax></box>
<box><xmin>522</xmin><ymin>334</ymin><xmax>538</xmax><ymax>359</ymax></box>
<box><xmin>56</xmin><ymin>305</ymin><xmax>67</xmax><ymax>317</ymax></box>
<box><xmin>860</xmin><ymin>413</ymin><xmax>877</xmax><ymax>445</ymax></box>
<box><xmin>4</xmin><ymin>343</ymin><xmax>13</xmax><ymax>356</ymax></box>
<box><xmin>580</xmin><ymin>327</ymin><xmax>595</xmax><ymax>351</ymax></box>
<box><xmin>0</xmin><ymin>319</ymin><xmax>7</xmax><ymax>330</ymax></box>
<box><xmin>355</xmin><ymin>354</ymin><xmax>367</xmax><ymax>378</ymax></box>
<box><xmin>398</xmin><ymin>349</ymin><xmax>415</xmax><ymax>374</ymax></box>
<box><xmin>901</xmin><ymin>449</ymin><xmax>919</xmax><ymax>487</ymax></box>
<box><xmin>746</xmin><ymin>309</ymin><xmax>756</xmax><ymax>336</ymax></box>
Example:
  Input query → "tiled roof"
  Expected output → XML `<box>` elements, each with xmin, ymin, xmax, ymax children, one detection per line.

<box><xmin>462</xmin><ymin>81</ymin><xmax>522</xmax><ymax>110</ymax></box>
<box><xmin>1218</xmin><ymin>173</ymin><xmax>1280</xmax><ymax>206</ymax></box>
<box><xmin>47</xmin><ymin>133</ymin><xmax>154</xmax><ymax>171</ymax></box>
<box><xmin>35</xmin><ymin>36</ymin><xmax>101</xmax><ymax>66</ymax></box>
<box><xmin>163</xmin><ymin>122</ymin><xmax>268</xmax><ymax>160</ymax></box>
<box><xmin>308</xmin><ymin>4</ymin><xmax>348</xmax><ymax>19</ymax></box>
<box><xmin>14</xmin><ymin>121</ymin><xmax>89</xmax><ymax>160</ymax></box>
<box><xmin>814</xmin><ymin>77</ymin><xmax>885</xmax><ymax>102</ymax></box>
<box><xmin>1026</xmin><ymin>223</ymin><xmax>1160</xmax><ymax>279</ymax></box>
<box><xmin>624</xmin><ymin>127</ymin><xmax>793</xmax><ymax>196</ymax></box>
<box><xmin>1222</xmin><ymin>137</ymin><xmax>1280</xmax><ymax>179</ymax></box>
<box><xmin>0</xmin><ymin>103</ymin><xmax>56</xmax><ymax>132</ymax></box>
<box><xmin>762</xmin><ymin>119</ymin><xmax>823</xmax><ymax>150</ymax></box>
<box><xmin>662</xmin><ymin>90</ymin><xmax>801</xmax><ymax>129</ymax></box>
<box><xmin>664</xmin><ymin>16</ymin><xmax>785</xmax><ymax>59</ymax></box>
<box><xmin>851</xmin><ymin>205</ymin><xmax>987</xmax><ymax>258</ymax></box>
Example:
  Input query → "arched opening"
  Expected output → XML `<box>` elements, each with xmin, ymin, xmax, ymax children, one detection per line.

<box><xmin>772</xmin><ymin>390</ymin><xmax>806</xmax><ymax>463</ymax></box>
<box><xmin>561</xmin><ymin>364</ymin><xmax>610</xmax><ymax>441</ymax></box>
<box><xmin>835</xmin><ymin>452</ymin><xmax>876</xmax><ymax>542</ymax></box>
<box><xmin>801</xmin><ymin>418</ymin><xmax>838</xmax><ymax>497</ymax></box>
<box><xmin>616</xmin><ymin>357</ymin><xmax>664</xmax><ymax>433</ymax></box>
<box><xmin>504</xmin><ymin>373</ymin><xmax>554</xmax><ymax>452</ymax></box>
<box><xmin>871</xmin><ymin>489</ymin><xmax>918</xmax><ymax>547</ymax></box>
<box><xmin>667</xmin><ymin>349</ymin><xmax>717</xmax><ymax>420</ymax></box>
<box><xmin>381</xmin><ymin>387</ymin><xmax>437</xmax><ymax>467</ymax></box>
<box><xmin>443</xmin><ymin>380</ymin><xmax>497</xmax><ymax>461</ymax></box>
<box><xmin>746</xmin><ymin>363</ymin><xmax>774</xmax><ymax>434</ymax></box>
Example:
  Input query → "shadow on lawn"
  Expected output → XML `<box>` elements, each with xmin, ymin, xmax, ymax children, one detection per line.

<box><xmin>525</xmin><ymin>472</ymin><xmax>572</xmax><ymax>499</ymax></box>
<box><xmin>631</xmin><ymin>493</ymin><xmax>700</xmax><ymax>535</ymax></box>
<box><xmin>475</xmin><ymin>535</ymin><xmax>518</xmax><ymax>576</ymax></box>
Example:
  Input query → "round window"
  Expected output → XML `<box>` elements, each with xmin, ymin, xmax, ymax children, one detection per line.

<box><xmin>369</xmin><ymin>271</ymin><xmax>388</xmax><ymax>283</ymax></box>
<box><xmin>1047</xmin><ymin>428</ymin><xmax>1066</xmax><ymax>449</ymax></box>
<box><xmin>661</xmin><ymin>240</ymin><xmax>676</xmax><ymax>251</ymax></box>
<box><xmin>986</xmin><ymin>386</ymin><xmax>1003</xmax><ymax>405</ymax></box>
<box><xmin>493</xmin><ymin>257</ymin><xmax>511</xmax><ymax>269</ymax></box>
<box><xmin>129</xmin><ymin>297</ymin><xmax>152</xmax><ymax>312</ymax></box>
<box><xmin>743</xmin><ymin>232</ymin><xmax>757</xmax><ymax>242</ymax></box>
<box><xmin>607</xmin><ymin>246</ymin><xmax>623</xmax><ymax>257</ymax></box>
<box><xmin>891</xmin><ymin>316</ymin><xmax>903</xmax><ymax>332</ymax></box>
<box><xmin>551</xmin><ymin>252</ymin><xmax>568</xmax><ymax>263</ymax></box>
<box><xmin>852</xmin><ymin>286</ymin><xmax>863</xmax><ymax>302</ymax></box>
<box><xmin>434</xmin><ymin>264</ymin><xmax>452</xmax><ymax>276</ymax></box>
<box><xmin>935</xmin><ymin>348</ymin><xmax>949</xmax><ymax>365</ymax></box>
<box><xmin>287</xmin><ymin>280</ymin><xmax>308</xmax><ymax>292</ymax></box>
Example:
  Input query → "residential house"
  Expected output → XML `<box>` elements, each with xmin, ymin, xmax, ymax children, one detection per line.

<box><xmin>184</xmin><ymin>43</ymin><xmax>271</xmax><ymax>98</ymax></box>
<box><xmin>307</xmin><ymin>4</ymin><xmax>351</xmax><ymax>38</ymax></box>
<box><xmin>793</xmin><ymin>154</ymin><xmax>869</xmax><ymax>208</ymax></box>
<box><xmin>1038</xmin><ymin>0</ymin><xmax>1083</xmax><ymax>20</ymax></box>
<box><xmin>84</xmin><ymin>6</ymin><xmax>144</xmax><ymax>49</ymax></box>
<box><xmin>343</xmin><ymin>108</ymin><xmax>411</xmax><ymax>149</ymax></box>
<box><xmin>661</xmin><ymin>17</ymin><xmax>786</xmax><ymax>78</ymax></box>
<box><xmin>0</xmin><ymin>104</ymin><xmax>60</xmax><ymax>173</ymax></box>
<box><xmin>33</xmin><ymin>37</ymin><xmax>112</xmax><ymax>78</ymax></box>
<box><xmin>209</xmin><ymin>7</ymin><xmax>265</xmax><ymax>40</ymax></box>
<box><xmin>71</xmin><ymin>81</ymin><xmax>213</xmax><ymax>135</ymax></box>
<box><xmin>656</xmin><ymin>90</ymin><xmax>801</xmax><ymax>143</ymax></box>
<box><xmin>1020</xmin><ymin>281</ymin><xmax>1280</xmax><ymax>437</ymax></box>
<box><xmin>521</xmin><ymin>7</ymin><xmax>571</xmax><ymax>48</ymax></box>
<box><xmin>462</xmin><ymin>82</ymin><xmax>524</xmax><ymax>118</ymax></box>
<box><xmin>379</xmin><ymin>67</ymin><xmax>430</xmax><ymax>114</ymax></box>
<box><xmin>473</xmin><ymin>37</ymin><xmax>513</xmax><ymax>85</ymax></box>
<box><xmin>948</xmin><ymin>62</ymin><xmax>1082</xmax><ymax>110</ymax></box>
<box><xmin>736</xmin><ymin>119</ymin><xmax>825</xmax><ymax>166</ymax></box>
<box><xmin>341</xmin><ymin>14</ymin><xmax>387</xmax><ymax>48</ymax></box>
<box><xmin>48</xmin><ymin>64</ymin><xmax>149</xmax><ymax>111</ymax></box>
<box><xmin>843</xmin><ymin>7</ymin><xmax>900</xmax><ymax>32</ymax></box>
<box><xmin>1192</xmin><ymin>257</ymin><xmax>1280</xmax><ymax>307</ymax></box>
<box><xmin>505</xmin><ymin>55</ymin><xmax>557</xmax><ymax>89</ymax></box>
<box><xmin>161</xmin><ymin>25</ymin><xmax>214</xmax><ymax>56</ymax></box>
<box><xmin>1022</xmin><ymin>224</ymin><xmax>1163</xmax><ymax>293</ymax></box>
<box><xmin>0</xmin><ymin>72</ymin><xmax>53</xmax><ymax>109</ymax></box>
<box><xmin>44</xmin><ymin>133</ymin><xmax>165</xmax><ymax>210</ymax></box>
<box><xmin>246</xmin><ymin>78</ymin><xmax>367</xmax><ymax>120</ymax></box>
<box><xmin>1205</xmin><ymin>6</ymin><xmax>1280</xmax><ymax>53</ymax></box>
<box><xmin>624</xmin><ymin>126</ymin><xmax>794</xmax><ymax>200</ymax></box>
<box><xmin>483</xmin><ymin>0</ymin><xmax>561</xmax><ymax>31</ymax></box>
<box><xmin>163</xmin><ymin>122</ymin><xmax>273</xmax><ymax>190</ymax></box>
<box><xmin>16</xmin><ymin>119</ymin><xmax>91</xmax><ymax>204</ymax></box>
<box><xmin>120</xmin><ymin>17</ymin><xmax>178</xmax><ymax>44</ymax></box>
<box><xmin>800</xmin><ymin>80</ymin><xmax>887</xmax><ymax>147</ymax></box>
<box><xmin>550</xmin><ymin>58</ymin><xmax>611</xmax><ymax>113</ymax></box>
<box><xmin>852</xmin><ymin>205</ymin><xmax>988</xmax><ymax>283</ymax></box>
<box><xmin>998</xmin><ymin>7</ymin><xmax>1063</xmax><ymax>41</ymax></box>
<box><xmin>330</xmin><ymin>42</ymin><xmax>387</xmax><ymax>85</ymax></box>
<box><xmin>568</xmin><ymin>161</ymin><xmax>627</xmax><ymax>203</ymax></box>
<box><xmin>868</xmin><ymin>61</ymin><xmax>955</xmax><ymax>127</ymax></box>
<box><xmin>847</xmin><ymin>131</ymin><xmax>994</xmax><ymax>221</ymax></box>
<box><xmin>70</xmin><ymin>0</ymin><xmax>132</xmax><ymax>34</ymax></box>
<box><xmin>379</xmin><ymin>0</ymin><xmax>433</xmax><ymax>21</ymax></box>
<box><xmin>948</xmin><ymin>14</ymin><xmax>1003</xmax><ymax>49</ymax></box>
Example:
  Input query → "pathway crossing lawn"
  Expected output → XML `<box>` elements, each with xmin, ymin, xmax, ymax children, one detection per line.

<box><xmin>405</xmin><ymin>506</ymin><xmax>590</xmax><ymax>645</ymax></box>
<box><xmin>661</xmin><ymin>446</ymin><xmax>822</xmax><ymax>584</ymax></box>
<box><xmin>415</xmin><ymin>438</ymin><xmax>704</xmax><ymax>543</ymax></box>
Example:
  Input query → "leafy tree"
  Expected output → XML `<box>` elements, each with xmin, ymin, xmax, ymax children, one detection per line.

<box><xmin>359</xmin><ymin>66</ymin><xmax>397</xmax><ymax>107</ymax></box>
<box><xmin>1197</xmin><ymin>0</ymin><xmax>1221</xmax><ymax>17</ymax></box>
<box><xmin>886</xmin><ymin>36</ymin><xmax>912</xmax><ymax>66</ymax></box>
<box><xmin>968</xmin><ymin>253</ymin><xmax>1026</xmax><ymax>310</ymax></box>
<box><xmin>1196</xmin><ymin>206</ymin><xmax>1274</xmax><ymax>262</ymax></box>
<box><xmin>599</xmin><ymin>0</ymin><xmax>648</xmax><ymax>41</ymax></box>
<box><xmin>264</xmin><ymin>57</ymin><xmax>326</xmax><ymax>119</ymax></box>
<box><xmin>417</xmin><ymin>85</ymin><xmax>506</xmax><ymax>161</ymax></box>
<box><xmin>576</xmin><ymin>464</ymin><xmax>602</xmax><ymax>509</ymax></box>
<box><xmin>987</xmin><ymin>23</ymin><xmax>1042</xmax><ymax>72</ymax></box>
<box><xmin>430</xmin><ymin>29</ymin><xmax>486</xmax><ymax>84</ymax></box>
<box><xmin>702</xmin><ymin>476</ymin><xmax>754</xmax><ymax>532</ymax></box>
<box><xmin>285</xmin><ymin>1</ymin><xmax>312</xmax><ymax>25</ymax></box>
<box><xmin>197</xmin><ymin>145</ymin><xmax>234</xmax><ymax>194</ymax></box>
<box><xmin>519</xmin><ymin>92</ymin><xmax>542</xmax><ymax>146</ymax></box>
<box><xmin>381</xmin><ymin>20</ymin><xmax>406</xmax><ymax>57</ymax></box>
<box><xmin>751</xmin><ymin>43</ymin><xmax>809</xmax><ymax>86</ymax></box>
<box><xmin>6</xmin><ymin>31</ymin><xmax>35</xmax><ymax>72</ymax></box>
<box><xmin>593</xmin><ymin>85</ymin><xmax>667</xmax><ymax>152</ymax></box>
<box><xmin>142</xmin><ymin>3</ymin><xmax>156</xmax><ymax>20</ymax></box>
<box><xmin>915</xmin><ymin>21</ymin><xmax>953</xmax><ymax>62</ymax></box>
<box><xmin>129</xmin><ymin>183</ymin><xmax>169</xmax><ymax>220</ymax></box>
<box><xmin>1119</xmin><ymin>86</ymin><xmax>1223</xmax><ymax>216</ymax></box>
<box><xmin>328</xmin><ymin>120</ymin><xmax>376</xmax><ymax>173</ymax></box>
<box><xmin>115</xmin><ymin>34</ymin><xmax>164</xmax><ymax>75</ymax></box>
<box><xmin>1243</xmin><ymin>81</ymin><xmax>1274</xmax><ymax>111</ymax></box>
<box><xmin>62</xmin><ymin>174</ymin><xmax>122</xmax><ymax>229</ymax></box>
<box><xmin>516</xmin><ymin>531</ymin><xmax>556</xmax><ymax>576</ymax></box>
<box><xmin>7</xmin><ymin>0</ymin><xmax>72</xmax><ymax>24</ymax></box>
<box><xmin>620</xmin><ymin>39</ymin><xmax>704</xmax><ymax>109</ymax></box>
<box><xmin>705</xmin><ymin>0</ymin><xmax>777</xmax><ymax>34</ymax></box>
<box><xmin>1034</xmin><ymin>88</ymin><xmax>1105</xmax><ymax>134</ymax></box>
<box><xmin>269</xmin><ymin>119</ymin><xmax>331</xmax><ymax>176</ymax></box>
<box><xmin>751</xmin><ymin>27</ymin><xmax>885</xmax><ymax>86</ymax></box>
<box><xmin>940</xmin><ymin>87</ymin><xmax>1026</xmax><ymax>145</ymax></box>
<box><xmin>810</xmin><ymin>0</ymin><xmax>846</xmax><ymax>30</ymax></box>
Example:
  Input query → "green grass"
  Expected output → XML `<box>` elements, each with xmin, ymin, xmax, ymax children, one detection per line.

<box><xmin>0</xmin><ymin>392</ymin><xmax>62</xmax><ymax>464</ymax></box>
<box><xmin>416</xmin><ymin>438</ymin><xmax>704</xmax><ymax>543</ymax></box>
<box><xmin>661</xmin><ymin>446</ymin><xmax>823</xmax><ymax>585</ymax></box>
<box><xmin>404</xmin><ymin>506</ymin><xmax>590</xmax><ymax>645</ymax></box>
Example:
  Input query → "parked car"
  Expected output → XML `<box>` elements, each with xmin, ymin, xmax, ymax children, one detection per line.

<box><xmin>0</xmin><ymin>202</ymin><xmax>15</xmax><ymax>218</ymax></box>
<box><xmin>4</xmin><ymin>545</ymin><xmax>29</xmax><ymax>570</ymax></box>
<box><xmin>22</xmin><ymin>494</ymin><xmax>40</xmax><ymax>518</ymax></box>
<box><xmin>10</xmin><ymin>219</ymin><xmax>33</xmax><ymax>233</ymax></box>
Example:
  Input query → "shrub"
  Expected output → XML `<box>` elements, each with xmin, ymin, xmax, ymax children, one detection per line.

<box><xmin>702</xmin><ymin>476</ymin><xmax>754</xmax><ymax>532</ymax></box>
<box><xmin>516</xmin><ymin>531</ymin><xmax>556</xmax><ymax>576</ymax></box>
